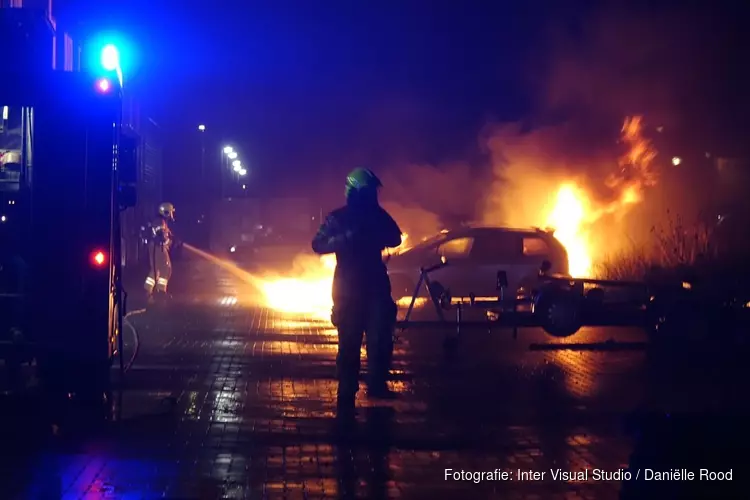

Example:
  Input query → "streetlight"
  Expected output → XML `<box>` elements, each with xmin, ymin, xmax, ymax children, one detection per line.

<box><xmin>220</xmin><ymin>146</ymin><xmax>238</xmax><ymax>198</ymax></box>
<box><xmin>239</xmin><ymin>168</ymin><xmax>247</xmax><ymax>176</ymax></box>
<box><xmin>198</xmin><ymin>124</ymin><xmax>206</xmax><ymax>131</ymax></box>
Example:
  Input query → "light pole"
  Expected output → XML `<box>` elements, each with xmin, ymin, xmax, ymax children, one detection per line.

<box><xmin>195</xmin><ymin>125</ymin><xmax>208</xmax><ymax>245</ymax></box>
<box><xmin>198</xmin><ymin>124</ymin><xmax>206</xmax><ymax>185</ymax></box>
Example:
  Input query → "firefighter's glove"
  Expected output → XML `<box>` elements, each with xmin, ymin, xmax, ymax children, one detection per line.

<box><xmin>326</xmin><ymin>229</ymin><xmax>356</xmax><ymax>252</ymax></box>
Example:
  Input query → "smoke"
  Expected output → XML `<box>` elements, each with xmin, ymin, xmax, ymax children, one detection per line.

<box><xmin>378</xmin><ymin>120</ymin><xmax>658</xmax><ymax>257</ymax></box>
<box><xmin>380</xmin><ymin>10</ymin><xmax>662</xmax><ymax>209</ymax></box>
<box><xmin>379</xmin><ymin>161</ymin><xmax>487</xmax><ymax>240</ymax></box>
<box><xmin>479</xmin><ymin>121</ymin><xmax>616</xmax><ymax>227</ymax></box>
<box><xmin>532</xmin><ymin>6</ymin><xmax>719</xmax><ymax>124</ymax></box>
<box><xmin>304</xmin><ymin>5</ymin><xmax>717</xmax><ymax>262</ymax></box>
<box><xmin>383</xmin><ymin>6</ymin><xmax>718</xmax><ymax>256</ymax></box>
<box><xmin>379</xmin><ymin>201</ymin><xmax>442</xmax><ymax>243</ymax></box>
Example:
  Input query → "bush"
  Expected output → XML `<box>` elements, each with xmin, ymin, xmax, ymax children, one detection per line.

<box><xmin>596</xmin><ymin>246</ymin><xmax>651</xmax><ymax>281</ymax></box>
<box><xmin>595</xmin><ymin>212</ymin><xmax>718</xmax><ymax>282</ymax></box>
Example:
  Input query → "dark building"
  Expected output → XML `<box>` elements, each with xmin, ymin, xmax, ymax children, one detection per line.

<box><xmin>1</xmin><ymin>0</ymin><xmax>75</xmax><ymax>72</ymax></box>
<box><xmin>1</xmin><ymin>1</ymin><xmax>75</xmax><ymax>197</ymax></box>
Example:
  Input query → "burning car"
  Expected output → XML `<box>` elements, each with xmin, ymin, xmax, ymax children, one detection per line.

<box><xmin>387</xmin><ymin>226</ymin><xmax>570</xmax><ymax>302</ymax></box>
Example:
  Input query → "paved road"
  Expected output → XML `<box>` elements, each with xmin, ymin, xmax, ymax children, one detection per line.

<box><xmin>5</xmin><ymin>256</ymin><xmax>745</xmax><ymax>498</ymax></box>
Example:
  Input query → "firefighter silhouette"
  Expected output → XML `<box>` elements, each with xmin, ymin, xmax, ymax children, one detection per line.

<box><xmin>144</xmin><ymin>202</ymin><xmax>175</xmax><ymax>301</ymax></box>
<box><xmin>311</xmin><ymin>168</ymin><xmax>403</xmax><ymax>415</ymax></box>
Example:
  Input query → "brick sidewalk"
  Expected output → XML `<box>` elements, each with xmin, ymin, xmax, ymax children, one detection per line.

<box><xmin>10</xmin><ymin>258</ymin><xmax>703</xmax><ymax>499</ymax></box>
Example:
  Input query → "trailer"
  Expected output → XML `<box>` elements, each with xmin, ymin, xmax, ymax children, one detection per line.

<box><xmin>396</xmin><ymin>258</ymin><xmax>746</xmax><ymax>351</ymax></box>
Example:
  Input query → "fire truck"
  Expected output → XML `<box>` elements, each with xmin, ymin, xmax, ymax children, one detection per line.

<box><xmin>0</xmin><ymin>8</ymin><xmax>137</xmax><ymax>402</ymax></box>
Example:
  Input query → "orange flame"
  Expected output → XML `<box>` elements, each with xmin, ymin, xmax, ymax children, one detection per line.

<box><xmin>258</xmin><ymin>234</ymin><xmax>409</xmax><ymax>319</ymax></box>
<box><xmin>540</xmin><ymin>115</ymin><xmax>657</xmax><ymax>277</ymax></box>
<box><xmin>544</xmin><ymin>183</ymin><xmax>592</xmax><ymax>277</ymax></box>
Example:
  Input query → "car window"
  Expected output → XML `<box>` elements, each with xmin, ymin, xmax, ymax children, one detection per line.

<box><xmin>523</xmin><ymin>237</ymin><xmax>550</xmax><ymax>256</ymax></box>
<box><xmin>401</xmin><ymin>233</ymin><xmax>449</xmax><ymax>254</ymax></box>
<box><xmin>469</xmin><ymin>232</ymin><xmax>521</xmax><ymax>261</ymax></box>
<box><xmin>437</xmin><ymin>237</ymin><xmax>474</xmax><ymax>259</ymax></box>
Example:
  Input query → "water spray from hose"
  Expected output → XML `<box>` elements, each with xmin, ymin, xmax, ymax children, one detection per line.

<box><xmin>182</xmin><ymin>243</ymin><xmax>265</xmax><ymax>289</ymax></box>
<box><xmin>182</xmin><ymin>243</ymin><xmax>333</xmax><ymax>320</ymax></box>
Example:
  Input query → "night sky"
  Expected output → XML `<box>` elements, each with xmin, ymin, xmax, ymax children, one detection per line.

<box><xmin>57</xmin><ymin>2</ymin><xmax>750</xmax><ymax>210</ymax></box>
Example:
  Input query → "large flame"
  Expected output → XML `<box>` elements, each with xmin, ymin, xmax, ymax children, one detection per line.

<box><xmin>545</xmin><ymin>183</ymin><xmax>592</xmax><ymax>277</ymax></box>
<box><xmin>261</xmin><ymin>253</ymin><xmax>336</xmax><ymax>319</ymax></box>
<box><xmin>258</xmin><ymin>234</ymin><xmax>409</xmax><ymax>319</ymax></box>
<box><xmin>537</xmin><ymin>115</ymin><xmax>656</xmax><ymax>277</ymax></box>
<box><xmin>256</xmin><ymin>116</ymin><xmax>657</xmax><ymax>317</ymax></box>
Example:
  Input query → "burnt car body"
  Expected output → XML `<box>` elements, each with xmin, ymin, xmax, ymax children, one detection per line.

<box><xmin>387</xmin><ymin>226</ymin><xmax>569</xmax><ymax>300</ymax></box>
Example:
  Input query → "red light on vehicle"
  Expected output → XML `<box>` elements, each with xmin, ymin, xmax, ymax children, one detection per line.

<box><xmin>91</xmin><ymin>250</ymin><xmax>107</xmax><ymax>267</ymax></box>
<box><xmin>96</xmin><ymin>78</ymin><xmax>111</xmax><ymax>93</ymax></box>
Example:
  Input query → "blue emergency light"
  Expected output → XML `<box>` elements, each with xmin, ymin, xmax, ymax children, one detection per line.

<box><xmin>100</xmin><ymin>44</ymin><xmax>120</xmax><ymax>72</ymax></box>
<box><xmin>85</xmin><ymin>34</ymin><xmax>137</xmax><ymax>89</ymax></box>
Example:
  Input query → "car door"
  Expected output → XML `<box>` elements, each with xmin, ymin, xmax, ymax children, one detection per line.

<box><xmin>467</xmin><ymin>231</ymin><xmax>524</xmax><ymax>297</ymax></box>
<box><xmin>427</xmin><ymin>236</ymin><xmax>476</xmax><ymax>297</ymax></box>
<box><xmin>518</xmin><ymin>235</ymin><xmax>554</xmax><ymax>292</ymax></box>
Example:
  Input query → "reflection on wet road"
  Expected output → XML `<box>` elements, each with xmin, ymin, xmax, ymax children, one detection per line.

<box><xmin>16</xmin><ymin>258</ymin><xmax>651</xmax><ymax>498</ymax></box>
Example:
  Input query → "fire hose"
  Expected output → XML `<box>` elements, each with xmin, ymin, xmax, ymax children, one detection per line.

<box><xmin>118</xmin><ymin>235</ymin><xmax>167</xmax><ymax>375</ymax></box>
<box><xmin>122</xmin><ymin>308</ymin><xmax>145</xmax><ymax>373</ymax></box>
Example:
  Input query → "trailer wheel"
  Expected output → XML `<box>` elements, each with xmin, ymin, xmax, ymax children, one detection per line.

<box><xmin>535</xmin><ymin>288</ymin><xmax>582</xmax><ymax>338</ymax></box>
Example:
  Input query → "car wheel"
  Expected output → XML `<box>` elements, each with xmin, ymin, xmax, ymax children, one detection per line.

<box><xmin>535</xmin><ymin>287</ymin><xmax>582</xmax><ymax>338</ymax></box>
<box><xmin>584</xmin><ymin>287</ymin><xmax>605</xmax><ymax>312</ymax></box>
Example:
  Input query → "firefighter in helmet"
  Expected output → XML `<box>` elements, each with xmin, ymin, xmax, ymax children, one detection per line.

<box><xmin>144</xmin><ymin>202</ymin><xmax>175</xmax><ymax>303</ymax></box>
<box><xmin>312</xmin><ymin>168</ymin><xmax>403</xmax><ymax>415</ymax></box>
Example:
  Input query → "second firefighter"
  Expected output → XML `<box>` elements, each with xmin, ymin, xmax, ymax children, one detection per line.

<box><xmin>144</xmin><ymin>202</ymin><xmax>176</xmax><ymax>303</ymax></box>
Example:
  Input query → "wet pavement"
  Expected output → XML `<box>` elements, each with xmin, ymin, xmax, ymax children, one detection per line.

<box><xmin>3</xmin><ymin>256</ymin><xmax>747</xmax><ymax>498</ymax></box>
